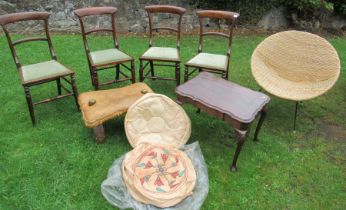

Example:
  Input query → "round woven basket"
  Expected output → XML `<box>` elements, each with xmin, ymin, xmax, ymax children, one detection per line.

<box><xmin>251</xmin><ymin>30</ymin><xmax>340</xmax><ymax>101</ymax></box>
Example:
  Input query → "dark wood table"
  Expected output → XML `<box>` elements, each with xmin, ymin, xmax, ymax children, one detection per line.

<box><xmin>176</xmin><ymin>72</ymin><xmax>270</xmax><ymax>171</ymax></box>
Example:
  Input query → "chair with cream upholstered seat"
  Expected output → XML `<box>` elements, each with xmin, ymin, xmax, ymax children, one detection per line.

<box><xmin>0</xmin><ymin>12</ymin><xmax>79</xmax><ymax>125</ymax></box>
<box><xmin>74</xmin><ymin>7</ymin><xmax>135</xmax><ymax>90</ymax></box>
<box><xmin>184</xmin><ymin>10</ymin><xmax>239</xmax><ymax>81</ymax></box>
<box><xmin>139</xmin><ymin>5</ymin><xmax>186</xmax><ymax>86</ymax></box>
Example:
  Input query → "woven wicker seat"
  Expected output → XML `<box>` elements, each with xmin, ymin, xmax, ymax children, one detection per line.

<box><xmin>251</xmin><ymin>30</ymin><xmax>340</xmax><ymax>101</ymax></box>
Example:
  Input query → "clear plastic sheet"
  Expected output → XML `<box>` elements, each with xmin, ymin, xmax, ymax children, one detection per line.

<box><xmin>101</xmin><ymin>142</ymin><xmax>209</xmax><ymax>210</ymax></box>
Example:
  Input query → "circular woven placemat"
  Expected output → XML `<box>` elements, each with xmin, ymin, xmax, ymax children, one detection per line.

<box><xmin>122</xmin><ymin>143</ymin><xmax>196</xmax><ymax>208</ymax></box>
<box><xmin>251</xmin><ymin>30</ymin><xmax>340</xmax><ymax>101</ymax></box>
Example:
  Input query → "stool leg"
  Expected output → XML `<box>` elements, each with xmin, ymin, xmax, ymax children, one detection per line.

<box><xmin>254</xmin><ymin>107</ymin><xmax>267</xmax><ymax>141</ymax></box>
<box><xmin>230</xmin><ymin>129</ymin><xmax>248</xmax><ymax>172</ymax></box>
<box><xmin>93</xmin><ymin>124</ymin><xmax>105</xmax><ymax>144</ymax></box>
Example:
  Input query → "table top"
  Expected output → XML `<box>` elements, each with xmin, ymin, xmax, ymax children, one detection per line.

<box><xmin>176</xmin><ymin>72</ymin><xmax>270</xmax><ymax>123</ymax></box>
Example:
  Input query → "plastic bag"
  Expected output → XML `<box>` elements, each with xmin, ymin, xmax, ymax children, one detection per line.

<box><xmin>101</xmin><ymin>142</ymin><xmax>209</xmax><ymax>210</ymax></box>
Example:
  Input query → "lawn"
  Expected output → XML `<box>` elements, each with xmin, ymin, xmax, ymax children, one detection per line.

<box><xmin>0</xmin><ymin>33</ymin><xmax>345</xmax><ymax>210</ymax></box>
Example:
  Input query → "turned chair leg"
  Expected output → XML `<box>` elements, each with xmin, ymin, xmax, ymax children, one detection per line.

<box><xmin>139</xmin><ymin>59</ymin><xmax>144</xmax><ymax>82</ymax></box>
<box><xmin>115</xmin><ymin>64</ymin><xmax>120</xmax><ymax>81</ymax></box>
<box><xmin>230</xmin><ymin>129</ymin><xmax>249</xmax><ymax>172</ymax></box>
<box><xmin>176</xmin><ymin>62</ymin><xmax>180</xmax><ymax>86</ymax></box>
<box><xmin>224</xmin><ymin>72</ymin><xmax>228</xmax><ymax>80</ymax></box>
<box><xmin>131</xmin><ymin>60</ymin><xmax>136</xmax><ymax>83</ymax></box>
<box><xmin>88</xmin><ymin>64</ymin><xmax>95</xmax><ymax>88</ymax></box>
<box><xmin>149</xmin><ymin>61</ymin><xmax>155</xmax><ymax>80</ymax></box>
<box><xmin>71</xmin><ymin>74</ymin><xmax>80</xmax><ymax>111</ymax></box>
<box><xmin>184</xmin><ymin>65</ymin><xmax>189</xmax><ymax>82</ymax></box>
<box><xmin>24</xmin><ymin>86</ymin><xmax>35</xmax><ymax>125</ymax></box>
<box><xmin>92</xmin><ymin>67</ymin><xmax>99</xmax><ymax>90</ymax></box>
<box><xmin>254</xmin><ymin>107</ymin><xmax>267</xmax><ymax>141</ymax></box>
<box><xmin>56</xmin><ymin>78</ymin><xmax>62</xmax><ymax>95</ymax></box>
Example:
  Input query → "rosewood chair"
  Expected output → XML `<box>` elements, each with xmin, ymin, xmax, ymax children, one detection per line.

<box><xmin>139</xmin><ymin>5</ymin><xmax>186</xmax><ymax>86</ymax></box>
<box><xmin>0</xmin><ymin>12</ymin><xmax>79</xmax><ymax>125</ymax></box>
<box><xmin>184</xmin><ymin>10</ymin><xmax>239</xmax><ymax>82</ymax></box>
<box><xmin>74</xmin><ymin>7</ymin><xmax>135</xmax><ymax>90</ymax></box>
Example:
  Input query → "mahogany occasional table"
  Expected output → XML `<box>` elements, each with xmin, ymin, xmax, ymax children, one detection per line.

<box><xmin>176</xmin><ymin>72</ymin><xmax>270</xmax><ymax>171</ymax></box>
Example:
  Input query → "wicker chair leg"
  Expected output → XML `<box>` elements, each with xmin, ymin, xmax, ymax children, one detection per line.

<box><xmin>115</xmin><ymin>64</ymin><xmax>120</xmax><ymax>80</ymax></box>
<box><xmin>149</xmin><ymin>61</ymin><xmax>155</xmax><ymax>80</ymax></box>
<box><xmin>71</xmin><ymin>74</ymin><xmax>80</xmax><ymax>111</ymax></box>
<box><xmin>176</xmin><ymin>62</ymin><xmax>180</xmax><ymax>86</ymax></box>
<box><xmin>56</xmin><ymin>78</ymin><xmax>62</xmax><ymax>95</ymax></box>
<box><xmin>131</xmin><ymin>60</ymin><xmax>136</xmax><ymax>83</ymax></box>
<box><xmin>139</xmin><ymin>59</ymin><xmax>144</xmax><ymax>82</ymax></box>
<box><xmin>293</xmin><ymin>101</ymin><xmax>299</xmax><ymax>130</ymax></box>
<box><xmin>184</xmin><ymin>65</ymin><xmax>189</xmax><ymax>82</ymax></box>
<box><xmin>24</xmin><ymin>86</ymin><xmax>35</xmax><ymax>125</ymax></box>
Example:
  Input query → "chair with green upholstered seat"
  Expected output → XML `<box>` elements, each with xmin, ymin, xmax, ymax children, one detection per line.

<box><xmin>139</xmin><ymin>5</ymin><xmax>186</xmax><ymax>86</ymax></box>
<box><xmin>184</xmin><ymin>10</ymin><xmax>239</xmax><ymax>81</ymax></box>
<box><xmin>0</xmin><ymin>12</ymin><xmax>79</xmax><ymax>125</ymax></box>
<box><xmin>74</xmin><ymin>7</ymin><xmax>135</xmax><ymax>90</ymax></box>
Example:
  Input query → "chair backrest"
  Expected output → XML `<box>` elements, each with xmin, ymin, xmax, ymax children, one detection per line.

<box><xmin>197</xmin><ymin>10</ymin><xmax>239</xmax><ymax>56</ymax></box>
<box><xmin>145</xmin><ymin>5</ymin><xmax>186</xmax><ymax>49</ymax></box>
<box><xmin>0</xmin><ymin>12</ymin><xmax>56</xmax><ymax>69</ymax></box>
<box><xmin>74</xmin><ymin>7</ymin><xmax>118</xmax><ymax>55</ymax></box>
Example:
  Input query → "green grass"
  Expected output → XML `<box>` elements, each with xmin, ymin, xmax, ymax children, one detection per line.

<box><xmin>1</xmin><ymin>33</ymin><xmax>345</xmax><ymax>210</ymax></box>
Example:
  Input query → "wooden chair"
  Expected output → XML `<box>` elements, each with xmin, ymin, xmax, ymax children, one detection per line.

<box><xmin>0</xmin><ymin>12</ymin><xmax>79</xmax><ymax>125</ymax></box>
<box><xmin>74</xmin><ymin>7</ymin><xmax>135</xmax><ymax>90</ymax></box>
<box><xmin>139</xmin><ymin>5</ymin><xmax>186</xmax><ymax>86</ymax></box>
<box><xmin>184</xmin><ymin>10</ymin><xmax>239</xmax><ymax>82</ymax></box>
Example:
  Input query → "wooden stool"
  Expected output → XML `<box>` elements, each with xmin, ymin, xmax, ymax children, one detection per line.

<box><xmin>78</xmin><ymin>83</ymin><xmax>153</xmax><ymax>143</ymax></box>
<box><xmin>176</xmin><ymin>72</ymin><xmax>270</xmax><ymax>171</ymax></box>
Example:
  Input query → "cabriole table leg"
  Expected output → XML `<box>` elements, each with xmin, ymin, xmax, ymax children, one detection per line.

<box><xmin>254</xmin><ymin>106</ymin><xmax>267</xmax><ymax>141</ymax></box>
<box><xmin>230</xmin><ymin>129</ymin><xmax>249</xmax><ymax>172</ymax></box>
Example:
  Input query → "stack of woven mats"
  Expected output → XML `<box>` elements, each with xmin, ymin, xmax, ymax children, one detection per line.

<box><xmin>101</xmin><ymin>93</ymin><xmax>209</xmax><ymax>209</ymax></box>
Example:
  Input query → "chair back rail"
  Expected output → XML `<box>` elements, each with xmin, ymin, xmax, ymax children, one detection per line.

<box><xmin>145</xmin><ymin>5</ymin><xmax>186</xmax><ymax>49</ymax></box>
<box><xmin>0</xmin><ymin>12</ymin><xmax>56</xmax><ymax>69</ymax></box>
<box><xmin>0</xmin><ymin>12</ymin><xmax>50</xmax><ymax>25</ymax></box>
<box><xmin>197</xmin><ymin>10</ymin><xmax>239</xmax><ymax>20</ymax></box>
<box><xmin>74</xmin><ymin>7</ymin><xmax>119</xmax><ymax>57</ymax></box>
<box><xmin>197</xmin><ymin>10</ymin><xmax>239</xmax><ymax>56</ymax></box>
<box><xmin>74</xmin><ymin>7</ymin><xmax>117</xmax><ymax>17</ymax></box>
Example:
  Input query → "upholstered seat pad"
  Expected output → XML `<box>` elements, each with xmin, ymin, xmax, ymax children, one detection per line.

<box><xmin>78</xmin><ymin>83</ymin><xmax>153</xmax><ymax>128</ymax></box>
<box><xmin>90</xmin><ymin>48</ymin><xmax>132</xmax><ymax>66</ymax></box>
<box><xmin>21</xmin><ymin>60</ymin><xmax>72</xmax><ymax>83</ymax></box>
<box><xmin>141</xmin><ymin>47</ymin><xmax>179</xmax><ymax>61</ymax></box>
<box><xmin>186</xmin><ymin>53</ymin><xmax>228</xmax><ymax>70</ymax></box>
<box><xmin>125</xmin><ymin>93</ymin><xmax>191</xmax><ymax>148</ymax></box>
